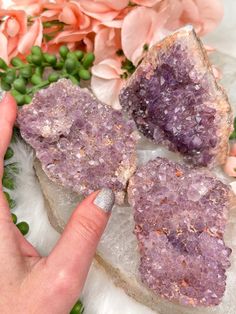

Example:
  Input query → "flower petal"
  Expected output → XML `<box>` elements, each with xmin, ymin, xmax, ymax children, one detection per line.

<box><xmin>91</xmin><ymin>75</ymin><xmax>123</xmax><ymax>110</ymax></box>
<box><xmin>164</xmin><ymin>0</ymin><xmax>223</xmax><ymax>36</ymax></box>
<box><xmin>51</xmin><ymin>30</ymin><xmax>86</xmax><ymax>44</ymax></box>
<box><xmin>78</xmin><ymin>0</ymin><xmax>128</xmax><ymax>21</ymax></box>
<box><xmin>223</xmin><ymin>156</ymin><xmax>236</xmax><ymax>177</ymax></box>
<box><xmin>83</xmin><ymin>36</ymin><xmax>94</xmax><ymax>52</ymax></box>
<box><xmin>230</xmin><ymin>142</ymin><xmax>236</xmax><ymax>157</ymax></box>
<box><xmin>59</xmin><ymin>6</ymin><xmax>77</xmax><ymax>25</ymax></box>
<box><xmin>132</xmin><ymin>0</ymin><xmax>162</xmax><ymax>7</ymax></box>
<box><xmin>18</xmin><ymin>18</ymin><xmax>43</xmax><ymax>54</ymax></box>
<box><xmin>0</xmin><ymin>32</ymin><xmax>9</xmax><ymax>63</ymax></box>
<box><xmin>6</xmin><ymin>17</ymin><xmax>20</xmax><ymax>37</ymax></box>
<box><xmin>193</xmin><ymin>0</ymin><xmax>224</xmax><ymax>35</ymax></box>
<box><xmin>94</xmin><ymin>27</ymin><xmax>121</xmax><ymax>63</ymax></box>
<box><xmin>105</xmin><ymin>0</ymin><xmax>129</xmax><ymax>10</ymax></box>
<box><xmin>102</xmin><ymin>19</ymin><xmax>123</xmax><ymax>28</ymax></box>
<box><xmin>0</xmin><ymin>9</ymin><xmax>27</xmax><ymax>34</ymax></box>
<box><xmin>92</xmin><ymin>59</ymin><xmax>122</xmax><ymax>80</ymax></box>
<box><xmin>122</xmin><ymin>7</ymin><xmax>167</xmax><ymax>65</ymax></box>
<box><xmin>212</xmin><ymin>66</ymin><xmax>222</xmax><ymax>80</ymax></box>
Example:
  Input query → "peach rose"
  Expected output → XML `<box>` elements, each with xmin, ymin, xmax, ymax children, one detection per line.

<box><xmin>224</xmin><ymin>156</ymin><xmax>236</xmax><ymax>177</ymax></box>
<box><xmin>132</xmin><ymin>0</ymin><xmax>162</xmax><ymax>7</ymax></box>
<box><xmin>0</xmin><ymin>9</ymin><xmax>27</xmax><ymax>63</ymax></box>
<box><xmin>18</xmin><ymin>17</ymin><xmax>43</xmax><ymax>55</ymax></box>
<box><xmin>12</xmin><ymin>0</ymin><xmax>48</xmax><ymax>16</ymax></box>
<box><xmin>163</xmin><ymin>0</ymin><xmax>224</xmax><ymax>36</ymax></box>
<box><xmin>78</xmin><ymin>0</ymin><xmax>129</xmax><ymax>22</ymax></box>
<box><xmin>42</xmin><ymin>1</ymin><xmax>96</xmax><ymax>44</ymax></box>
<box><xmin>229</xmin><ymin>142</ymin><xmax>236</xmax><ymax>157</ymax></box>
<box><xmin>42</xmin><ymin>1</ymin><xmax>90</xmax><ymax>26</ymax></box>
<box><xmin>121</xmin><ymin>6</ymin><xmax>168</xmax><ymax>65</ymax></box>
<box><xmin>91</xmin><ymin>58</ymin><xmax>124</xmax><ymax>110</ymax></box>
<box><xmin>94</xmin><ymin>27</ymin><xmax>121</xmax><ymax>64</ymax></box>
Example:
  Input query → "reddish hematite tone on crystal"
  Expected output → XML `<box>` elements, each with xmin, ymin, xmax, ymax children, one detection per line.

<box><xmin>17</xmin><ymin>79</ymin><xmax>138</xmax><ymax>204</ymax></box>
<box><xmin>119</xmin><ymin>32</ymin><xmax>227</xmax><ymax>167</ymax></box>
<box><xmin>128</xmin><ymin>157</ymin><xmax>232</xmax><ymax>306</ymax></box>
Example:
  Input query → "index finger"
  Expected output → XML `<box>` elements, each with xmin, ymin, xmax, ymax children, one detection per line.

<box><xmin>43</xmin><ymin>189</ymin><xmax>114</xmax><ymax>311</ymax></box>
<box><xmin>0</xmin><ymin>92</ymin><xmax>17</xmax><ymax>221</ymax></box>
<box><xmin>0</xmin><ymin>92</ymin><xmax>17</xmax><ymax>181</ymax></box>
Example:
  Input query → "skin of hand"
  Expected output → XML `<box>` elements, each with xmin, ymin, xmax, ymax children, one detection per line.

<box><xmin>0</xmin><ymin>93</ymin><xmax>114</xmax><ymax>313</ymax></box>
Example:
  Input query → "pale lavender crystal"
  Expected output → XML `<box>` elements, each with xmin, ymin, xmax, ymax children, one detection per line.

<box><xmin>128</xmin><ymin>157</ymin><xmax>232</xmax><ymax>306</ymax></box>
<box><xmin>17</xmin><ymin>79</ymin><xmax>137</xmax><ymax>204</ymax></box>
<box><xmin>119</xmin><ymin>40</ymin><xmax>220</xmax><ymax>166</ymax></box>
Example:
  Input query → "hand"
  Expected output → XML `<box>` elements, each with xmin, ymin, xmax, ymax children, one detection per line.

<box><xmin>0</xmin><ymin>92</ymin><xmax>114</xmax><ymax>313</ymax></box>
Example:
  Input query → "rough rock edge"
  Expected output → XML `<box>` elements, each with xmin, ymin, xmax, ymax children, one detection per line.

<box><xmin>121</xmin><ymin>25</ymin><xmax>233</xmax><ymax>168</ymax></box>
<box><xmin>19</xmin><ymin>80</ymin><xmax>138</xmax><ymax>205</ymax></box>
<box><xmin>35</xmin><ymin>156</ymin><xmax>236</xmax><ymax>312</ymax></box>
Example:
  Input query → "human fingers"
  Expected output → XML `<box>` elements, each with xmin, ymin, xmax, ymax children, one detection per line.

<box><xmin>0</xmin><ymin>92</ymin><xmax>17</xmax><ymax>221</ymax></box>
<box><xmin>44</xmin><ymin>189</ymin><xmax>114</xmax><ymax>312</ymax></box>
<box><xmin>0</xmin><ymin>92</ymin><xmax>17</xmax><ymax>182</ymax></box>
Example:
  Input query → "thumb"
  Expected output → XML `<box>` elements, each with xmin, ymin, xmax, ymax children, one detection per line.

<box><xmin>45</xmin><ymin>189</ymin><xmax>114</xmax><ymax>297</ymax></box>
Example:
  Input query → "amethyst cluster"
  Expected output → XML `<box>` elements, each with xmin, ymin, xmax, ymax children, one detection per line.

<box><xmin>128</xmin><ymin>157</ymin><xmax>232</xmax><ymax>306</ymax></box>
<box><xmin>18</xmin><ymin>79</ymin><xmax>138</xmax><ymax>204</ymax></box>
<box><xmin>119</xmin><ymin>36</ymin><xmax>220</xmax><ymax>166</ymax></box>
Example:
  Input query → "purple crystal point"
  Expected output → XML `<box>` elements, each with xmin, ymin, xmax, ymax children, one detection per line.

<box><xmin>119</xmin><ymin>27</ymin><xmax>232</xmax><ymax>167</ymax></box>
<box><xmin>18</xmin><ymin>79</ymin><xmax>138</xmax><ymax>204</ymax></box>
<box><xmin>128</xmin><ymin>157</ymin><xmax>232</xmax><ymax>306</ymax></box>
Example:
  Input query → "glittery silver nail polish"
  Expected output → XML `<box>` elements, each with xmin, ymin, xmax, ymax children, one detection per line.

<box><xmin>93</xmin><ymin>188</ymin><xmax>115</xmax><ymax>213</ymax></box>
<box><xmin>0</xmin><ymin>90</ymin><xmax>6</xmax><ymax>102</ymax></box>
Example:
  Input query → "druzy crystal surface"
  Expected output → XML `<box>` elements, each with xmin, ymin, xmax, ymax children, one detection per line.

<box><xmin>119</xmin><ymin>29</ymin><xmax>231</xmax><ymax>167</ymax></box>
<box><xmin>18</xmin><ymin>79</ymin><xmax>137</xmax><ymax>204</ymax></box>
<box><xmin>128</xmin><ymin>157</ymin><xmax>232</xmax><ymax>306</ymax></box>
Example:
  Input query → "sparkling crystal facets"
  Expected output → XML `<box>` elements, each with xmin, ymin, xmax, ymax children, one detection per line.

<box><xmin>18</xmin><ymin>79</ymin><xmax>138</xmax><ymax>204</ymax></box>
<box><xmin>128</xmin><ymin>157</ymin><xmax>232</xmax><ymax>306</ymax></box>
<box><xmin>119</xmin><ymin>28</ymin><xmax>232</xmax><ymax>167</ymax></box>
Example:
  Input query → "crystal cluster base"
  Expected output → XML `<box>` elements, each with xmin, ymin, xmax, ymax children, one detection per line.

<box><xmin>120</xmin><ymin>28</ymin><xmax>232</xmax><ymax>167</ymax></box>
<box><xmin>128</xmin><ymin>157</ymin><xmax>232</xmax><ymax>306</ymax></box>
<box><xmin>18</xmin><ymin>79</ymin><xmax>138</xmax><ymax>204</ymax></box>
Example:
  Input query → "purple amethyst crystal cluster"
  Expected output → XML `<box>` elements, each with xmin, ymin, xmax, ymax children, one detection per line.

<box><xmin>18</xmin><ymin>79</ymin><xmax>137</xmax><ymax>204</ymax></box>
<box><xmin>119</xmin><ymin>35</ymin><xmax>220</xmax><ymax>167</ymax></box>
<box><xmin>128</xmin><ymin>157</ymin><xmax>232</xmax><ymax>306</ymax></box>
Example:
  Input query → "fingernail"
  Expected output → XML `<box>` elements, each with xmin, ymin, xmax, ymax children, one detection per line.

<box><xmin>0</xmin><ymin>90</ymin><xmax>6</xmax><ymax>102</ymax></box>
<box><xmin>93</xmin><ymin>188</ymin><xmax>115</xmax><ymax>213</ymax></box>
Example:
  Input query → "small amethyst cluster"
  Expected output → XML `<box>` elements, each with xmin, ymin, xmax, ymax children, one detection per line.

<box><xmin>119</xmin><ymin>41</ymin><xmax>218</xmax><ymax>166</ymax></box>
<box><xmin>128</xmin><ymin>158</ymin><xmax>232</xmax><ymax>306</ymax></box>
<box><xmin>18</xmin><ymin>79</ymin><xmax>137</xmax><ymax>204</ymax></box>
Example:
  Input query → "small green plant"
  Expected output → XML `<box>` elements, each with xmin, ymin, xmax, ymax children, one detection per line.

<box><xmin>230</xmin><ymin>117</ymin><xmax>236</xmax><ymax>140</ymax></box>
<box><xmin>3</xmin><ymin>146</ymin><xmax>29</xmax><ymax>236</ymax></box>
<box><xmin>70</xmin><ymin>299</ymin><xmax>84</xmax><ymax>314</ymax></box>
<box><xmin>0</xmin><ymin>45</ymin><xmax>95</xmax><ymax>106</ymax></box>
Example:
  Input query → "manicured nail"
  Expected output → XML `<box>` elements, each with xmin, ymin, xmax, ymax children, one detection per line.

<box><xmin>0</xmin><ymin>90</ymin><xmax>6</xmax><ymax>102</ymax></box>
<box><xmin>93</xmin><ymin>188</ymin><xmax>115</xmax><ymax>213</ymax></box>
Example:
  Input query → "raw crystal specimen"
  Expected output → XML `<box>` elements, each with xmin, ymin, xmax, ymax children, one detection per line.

<box><xmin>128</xmin><ymin>157</ymin><xmax>232</xmax><ymax>306</ymax></box>
<box><xmin>119</xmin><ymin>26</ymin><xmax>232</xmax><ymax>167</ymax></box>
<box><xmin>18</xmin><ymin>79</ymin><xmax>138</xmax><ymax>204</ymax></box>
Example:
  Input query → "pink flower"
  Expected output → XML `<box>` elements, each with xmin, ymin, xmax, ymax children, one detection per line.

<box><xmin>121</xmin><ymin>6</ymin><xmax>168</xmax><ymax>65</ymax></box>
<box><xmin>91</xmin><ymin>58</ymin><xmax>124</xmax><ymax>110</ymax></box>
<box><xmin>223</xmin><ymin>156</ymin><xmax>236</xmax><ymax>177</ymax></box>
<box><xmin>78</xmin><ymin>0</ymin><xmax>129</xmax><ymax>22</ymax></box>
<box><xmin>229</xmin><ymin>142</ymin><xmax>236</xmax><ymax>157</ymax></box>
<box><xmin>0</xmin><ymin>9</ymin><xmax>27</xmax><ymax>63</ymax></box>
<box><xmin>42</xmin><ymin>1</ymin><xmax>96</xmax><ymax>44</ymax></box>
<box><xmin>11</xmin><ymin>0</ymin><xmax>48</xmax><ymax>16</ymax></box>
<box><xmin>18</xmin><ymin>18</ymin><xmax>43</xmax><ymax>55</ymax></box>
<box><xmin>163</xmin><ymin>0</ymin><xmax>224</xmax><ymax>36</ymax></box>
<box><xmin>43</xmin><ymin>1</ymin><xmax>91</xmax><ymax>27</ymax></box>
<box><xmin>132</xmin><ymin>0</ymin><xmax>162</xmax><ymax>7</ymax></box>
<box><xmin>94</xmin><ymin>27</ymin><xmax>121</xmax><ymax>64</ymax></box>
